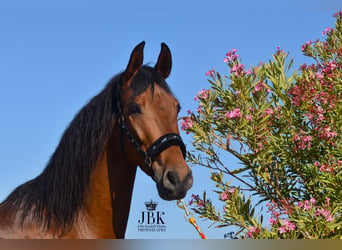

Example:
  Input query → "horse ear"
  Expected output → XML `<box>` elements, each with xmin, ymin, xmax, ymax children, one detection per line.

<box><xmin>155</xmin><ymin>43</ymin><xmax>172</xmax><ymax>79</ymax></box>
<box><xmin>122</xmin><ymin>41</ymin><xmax>145</xmax><ymax>83</ymax></box>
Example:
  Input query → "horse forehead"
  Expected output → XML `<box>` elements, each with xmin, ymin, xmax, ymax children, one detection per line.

<box><xmin>137</xmin><ymin>84</ymin><xmax>177</xmax><ymax>107</ymax></box>
<box><xmin>152</xmin><ymin>84</ymin><xmax>176</xmax><ymax>104</ymax></box>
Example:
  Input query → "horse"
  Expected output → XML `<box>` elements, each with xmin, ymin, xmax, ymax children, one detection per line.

<box><xmin>0</xmin><ymin>42</ymin><xmax>193</xmax><ymax>238</ymax></box>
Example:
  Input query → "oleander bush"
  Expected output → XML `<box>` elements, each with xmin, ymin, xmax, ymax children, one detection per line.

<box><xmin>182</xmin><ymin>12</ymin><xmax>342</xmax><ymax>239</ymax></box>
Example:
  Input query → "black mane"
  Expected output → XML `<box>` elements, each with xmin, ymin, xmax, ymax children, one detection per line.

<box><xmin>1</xmin><ymin>66</ymin><xmax>172</xmax><ymax>236</ymax></box>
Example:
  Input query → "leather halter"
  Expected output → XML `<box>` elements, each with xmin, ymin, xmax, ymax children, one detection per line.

<box><xmin>114</xmin><ymin>84</ymin><xmax>187</xmax><ymax>174</ymax></box>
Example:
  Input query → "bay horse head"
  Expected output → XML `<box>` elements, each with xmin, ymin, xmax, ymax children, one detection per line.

<box><xmin>115</xmin><ymin>41</ymin><xmax>193</xmax><ymax>200</ymax></box>
<box><xmin>0</xmin><ymin>42</ymin><xmax>193</xmax><ymax>238</ymax></box>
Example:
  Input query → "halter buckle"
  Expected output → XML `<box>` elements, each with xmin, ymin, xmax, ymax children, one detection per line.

<box><xmin>145</xmin><ymin>156</ymin><xmax>152</xmax><ymax>168</ymax></box>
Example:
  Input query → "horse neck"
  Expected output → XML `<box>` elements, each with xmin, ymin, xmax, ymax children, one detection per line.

<box><xmin>73</xmin><ymin>125</ymin><xmax>137</xmax><ymax>239</ymax></box>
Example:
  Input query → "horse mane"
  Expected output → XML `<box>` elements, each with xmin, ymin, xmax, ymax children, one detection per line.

<box><xmin>1</xmin><ymin>65</ymin><xmax>172</xmax><ymax>236</ymax></box>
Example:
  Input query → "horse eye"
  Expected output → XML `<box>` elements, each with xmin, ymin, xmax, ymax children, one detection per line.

<box><xmin>128</xmin><ymin>104</ymin><xmax>141</xmax><ymax>115</ymax></box>
<box><xmin>177</xmin><ymin>104</ymin><xmax>181</xmax><ymax>114</ymax></box>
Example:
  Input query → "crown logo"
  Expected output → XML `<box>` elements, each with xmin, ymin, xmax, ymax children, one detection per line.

<box><xmin>145</xmin><ymin>200</ymin><xmax>158</xmax><ymax>211</ymax></box>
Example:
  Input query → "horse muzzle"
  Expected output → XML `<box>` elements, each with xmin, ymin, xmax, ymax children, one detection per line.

<box><xmin>156</xmin><ymin>166</ymin><xmax>193</xmax><ymax>201</ymax></box>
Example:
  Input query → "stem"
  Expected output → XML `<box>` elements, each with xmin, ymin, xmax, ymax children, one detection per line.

<box><xmin>212</xmin><ymin>149</ymin><xmax>256</xmax><ymax>191</ymax></box>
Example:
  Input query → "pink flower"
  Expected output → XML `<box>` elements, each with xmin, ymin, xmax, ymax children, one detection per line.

<box><xmin>315</xmin><ymin>208</ymin><xmax>322</xmax><ymax>216</ymax></box>
<box><xmin>230</xmin><ymin>64</ymin><xmax>245</xmax><ymax>77</ymax></box>
<box><xmin>225</xmin><ymin>49</ymin><xmax>239</xmax><ymax>63</ymax></box>
<box><xmin>253</xmin><ymin>81</ymin><xmax>266</xmax><ymax>95</ymax></box>
<box><xmin>225</xmin><ymin>108</ymin><xmax>242</xmax><ymax>119</ymax></box>
<box><xmin>316</xmin><ymin>72</ymin><xmax>323</xmax><ymax>79</ymax></box>
<box><xmin>246</xmin><ymin>115</ymin><xmax>252</xmax><ymax>121</ymax></box>
<box><xmin>303</xmin><ymin>135</ymin><xmax>312</xmax><ymax>143</ymax></box>
<box><xmin>304</xmin><ymin>200</ymin><xmax>311</xmax><ymax>210</ymax></box>
<box><xmin>268</xmin><ymin>217</ymin><xmax>276</xmax><ymax>226</ymax></box>
<box><xmin>326</xmin><ymin>197</ymin><xmax>330</xmax><ymax>205</ymax></box>
<box><xmin>220</xmin><ymin>192</ymin><xmax>228</xmax><ymax>201</ymax></box>
<box><xmin>322</xmin><ymin>27</ymin><xmax>333</xmax><ymax>36</ymax></box>
<box><xmin>300</xmin><ymin>63</ymin><xmax>307</xmax><ymax>70</ymax></box>
<box><xmin>293</xmin><ymin>133</ymin><xmax>300</xmax><ymax>141</ymax></box>
<box><xmin>293</xmin><ymin>131</ymin><xmax>312</xmax><ymax>151</ymax></box>
<box><xmin>206</xmin><ymin>68</ymin><xmax>215</xmax><ymax>77</ymax></box>
<box><xmin>326</xmin><ymin>214</ymin><xmax>334</xmax><ymax>222</ymax></box>
<box><xmin>264</xmin><ymin>108</ymin><xmax>274</xmax><ymax>116</ymax></box>
<box><xmin>319</xmin><ymin>164</ymin><xmax>331</xmax><ymax>172</ymax></box>
<box><xmin>255</xmin><ymin>82</ymin><xmax>264</xmax><ymax>92</ymax></box>
<box><xmin>334</xmin><ymin>11</ymin><xmax>342</xmax><ymax>18</ymax></box>
<box><xmin>194</xmin><ymin>89</ymin><xmax>209</xmax><ymax>100</ymax></box>
<box><xmin>180</xmin><ymin>117</ymin><xmax>193</xmax><ymax>133</ymax></box>
<box><xmin>323</xmin><ymin>61</ymin><xmax>337</xmax><ymax>73</ymax></box>
<box><xmin>247</xmin><ymin>226</ymin><xmax>257</xmax><ymax>238</ymax></box>
<box><xmin>297</xmin><ymin>201</ymin><xmax>303</xmax><ymax>209</ymax></box>
<box><xmin>279</xmin><ymin>226</ymin><xmax>287</xmax><ymax>234</ymax></box>
<box><xmin>310</xmin><ymin>198</ymin><xmax>316</xmax><ymax>204</ymax></box>
<box><xmin>320</xmin><ymin>126</ymin><xmax>338</xmax><ymax>139</ymax></box>
<box><xmin>301</xmin><ymin>39</ymin><xmax>313</xmax><ymax>52</ymax></box>
<box><xmin>282</xmin><ymin>219</ymin><xmax>296</xmax><ymax>231</ymax></box>
<box><xmin>304</xmin><ymin>113</ymin><xmax>313</xmax><ymax>121</ymax></box>
<box><xmin>276</xmin><ymin>46</ymin><xmax>284</xmax><ymax>55</ymax></box>
<box><xmin>318</xmin><ymin>209</ymin><xmax>334</xmax><ymax>222</ymax></box>
<box><xmin>287</xmin><ymin>222</ymin><xmax>296</xmax><ymax>231</ymax></box>
<box><xmin>283</xmin><ymin>219</ymin><xmax>290</xmax><ymax>226</ymax></box>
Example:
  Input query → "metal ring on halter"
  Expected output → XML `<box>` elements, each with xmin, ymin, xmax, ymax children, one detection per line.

<box><xmin>145</xmin><ymin>156</ymin><xmax>152</xmax><ymax>169</ymax></box>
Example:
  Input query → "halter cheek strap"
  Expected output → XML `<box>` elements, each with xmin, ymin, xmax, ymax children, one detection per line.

<box><xmin>115</xmin><ymin>93</ymin><xmax>187</xmax><ymax>173</ymax></box>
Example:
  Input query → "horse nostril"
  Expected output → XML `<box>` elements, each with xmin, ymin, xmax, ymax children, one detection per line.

<box><xmin>158</xmin><ymin>169</ymin><xmax>192</xmax><ymax>200</ymax></box>
<box><xmin>166</xmin><ymin>171</ymin><xmax>178</xmax><ymax>186</ymax></box>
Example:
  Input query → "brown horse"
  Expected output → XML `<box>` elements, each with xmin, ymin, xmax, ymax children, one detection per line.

<box><xmin>0</xmin><ymin>42</ymin><xmax>193</xmax><ymax>238</ymax></box>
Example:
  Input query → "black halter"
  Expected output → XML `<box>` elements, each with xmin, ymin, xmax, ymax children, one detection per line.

<box><xmin>114</xmin><ymin>85</ymin><xmax>187</xmax><ymax>174</ymax></box>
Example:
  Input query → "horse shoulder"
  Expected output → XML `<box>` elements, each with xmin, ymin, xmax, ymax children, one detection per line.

<box><xmin>0</xmin><ymin>203</ymin><xmax>54</xmax><ymax>239</ymax></box>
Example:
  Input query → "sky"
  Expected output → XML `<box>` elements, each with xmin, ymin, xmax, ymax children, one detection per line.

<box><xmin>0</xmin><ymin>0</ymin><xmax>341</xmax><ymax>239</ymax></box>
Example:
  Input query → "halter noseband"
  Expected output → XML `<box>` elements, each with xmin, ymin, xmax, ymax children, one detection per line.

<box><xmin>114</xmin><ymin>86</ymin><xmax>187</xmax><ymax>173</ymax></box>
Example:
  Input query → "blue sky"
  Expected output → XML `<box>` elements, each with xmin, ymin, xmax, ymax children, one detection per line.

<box><xmin>0</xmin><ymin>0</ymin><xmax>341</xmax><ymax>239</ymax></box>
